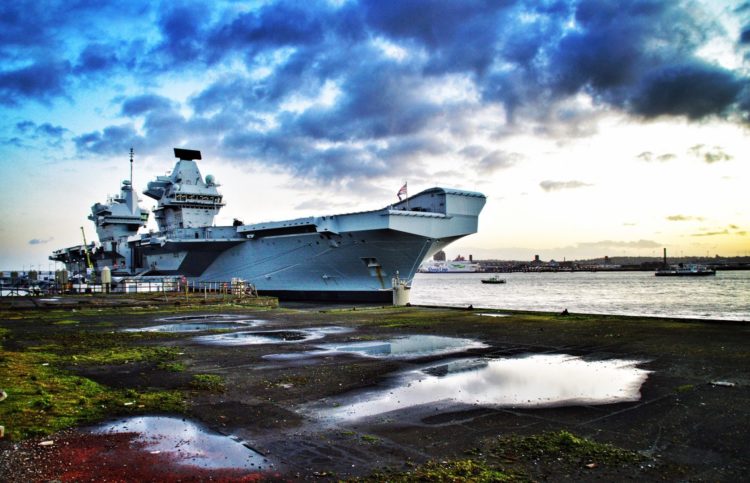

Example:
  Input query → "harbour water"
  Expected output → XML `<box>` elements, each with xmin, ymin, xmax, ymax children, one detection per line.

<box><xmin>410</xmin><ymin>270</ymin><xmax>750</xmax><ymax>321</ymax></box>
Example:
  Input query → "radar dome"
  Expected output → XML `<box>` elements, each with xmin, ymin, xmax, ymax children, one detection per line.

<box><xmin>206</xmin><ymin>174</ymin><xmax>215</xmax><ymax>185</ymax></box>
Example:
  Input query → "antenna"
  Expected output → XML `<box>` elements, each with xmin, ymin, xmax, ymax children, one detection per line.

<box><xmin>129</xmin><ymin>147</ymin><xmax>134</xmax><ymax>186</ymax></box>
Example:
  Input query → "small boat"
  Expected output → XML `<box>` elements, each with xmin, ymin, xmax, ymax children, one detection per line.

<box><xmin>655</xmin><ymin>264</ymin><xmax>716</xmax><ymax>277</ymax></box>
<box><xmin>481</xmin><ymin>275</ymin><xmax>506</xmax><ymax>284</ymax></box>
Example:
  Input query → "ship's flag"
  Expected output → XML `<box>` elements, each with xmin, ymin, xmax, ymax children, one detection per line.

<box><xmin>397</xmin><ymin>182</ymin><xmax>407</xmax><ymax>200</ymax></box>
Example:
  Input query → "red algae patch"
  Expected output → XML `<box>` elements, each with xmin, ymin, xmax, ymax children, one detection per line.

<box><xmin>4</xmin><ymin>417</ymin><xmax>280</xmax><ymax>482</ymax></box>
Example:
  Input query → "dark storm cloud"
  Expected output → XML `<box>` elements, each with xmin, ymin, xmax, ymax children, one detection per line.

<box><xmin>0</xmin><ymin>61</ymin><xmax>71</xmax><ymax>105</ymax></box>
<box><xmin>35</xmin><ymin>123</ymin><xmax>67</xmax><ymax>139</ymax></box>
<box><xmin>631</xmin><ymin>62</ymin><xmax>743</xmax><ymax>119</ymax></box>
<box><xmin>294</xmin><ymin>61</ymin><xmax>442</xmax><ymax>142</ymax></box>
<box><xmin>74</xmin><ymin>124</ymin><xmax>142</xmax><ymax>155</ymax></box>
<box><xmin>121</xmin><ymin>95</ymin><xmax>176</xmax><ymax>117</ymax></box>
<box><xmin>207</xmin><ymin>2</ymin><xmax>328</xmax><ymax>55</ymax></box>
<box><xmin>13</xmin><ymin>121</ymin><xmax>68</xmax><ymax>147</ymax></box>
<box><xmin>221</xmin><ymin>128</ymin><xmax>386</xmax><ymax>180</ymax></box>
<box><xmin>74</xmin><ymin>44</ymin><xmax>120</xmax><ymax>74</ymax></box>
<box><xmin>5</xmin><ymin>0</ymin><xmax>745</xmax><ymax>181</ymax></box>
<box><xmin>363</xmin><ymin>0</ymin><xmax>515</xmax><ymax>75</ymax></box>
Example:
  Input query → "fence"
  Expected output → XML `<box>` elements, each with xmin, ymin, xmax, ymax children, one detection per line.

<box><xmin>0</xmin><ymin>278</ymin><xmax>257</xmax><ymax>297</ymax></box>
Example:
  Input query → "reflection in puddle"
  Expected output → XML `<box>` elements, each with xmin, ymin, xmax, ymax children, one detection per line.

<box><xmin>195</xmin><ymin>326</ymin><xmax>351</xmax><ymax>346</ymax></box>
<box><xmin>321</xmin><ymin>335</ymin><xmax>488</xmax><ymax>359</ymax></box>
<box><xmin>264</xmin><ymin>335</ymin><xmax>487</xmax><ymax>362</ymax></box>
<box><xmin>476</xmin><ymin>313</ymin><xmax>511</xmax><ymax>318</ymax></box>
<box><xmin>93</xmin><ymin>416</ymin><xmax>272</xmax><ymax>470</ymax></box>
<box><xmin>158</xmin><ymin>314</ymin><xmax>251</xmax><ymax>322</ymax></box>
<box><xmin>320</xmin><ymin>354</ymin><xmax>650</xmax><ymax>420</ymax></box>
<box><xmin>125</xmin><ymin>314</ymin><xmax>264</xmax><ymax>333</ymax></box>
<box><xmin>124</xmin><ymin>320</ymin><xmax>262</xmax><ymax>333</ymax></box>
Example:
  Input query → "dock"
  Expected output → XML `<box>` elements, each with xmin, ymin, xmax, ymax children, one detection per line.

<box><xmin>0</xmin><ymin>298</ymin><xmax>747</xmax><ymax>480</ymax></box>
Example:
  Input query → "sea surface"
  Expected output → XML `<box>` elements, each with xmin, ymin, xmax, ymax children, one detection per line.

<box><xmin>410</xmin><ymin>270</ymin><xmax>750</xmax><ymax>321</ymax></box>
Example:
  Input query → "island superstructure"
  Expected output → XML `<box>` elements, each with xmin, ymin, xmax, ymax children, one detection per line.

<box><xmin>51</xmin><ymin>148</ymin><xmax>486</xmax><ymax>301</ymax></box>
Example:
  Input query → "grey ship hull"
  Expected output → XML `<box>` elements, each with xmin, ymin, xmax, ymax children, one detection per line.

<box><xmin>51</xmin><ymin>146</ymin><xmax>485</xmax><ymax>302</ymax></box>
<box><xmin>136</xmin><ymin>189</ymin><xmax>485</xmax><ymax>301</ymax></box>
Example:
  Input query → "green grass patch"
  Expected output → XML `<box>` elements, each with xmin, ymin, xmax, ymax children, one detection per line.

<box><xmin>158</xmin><ymin>361</ymin><xmax>186</xmax><ymax>372</ymax></box>
<box><xmin>68</xmin><ymin>345</ymin><xmax>181</xmax><ymax>365</ymax></box>
<box><xmin>190</xmin><ymin>374</ymin><xmax>225</xmax><ymax>392</ymax></box>
<box><xmin>0</xmin><ymin>349</ymin><xmax>184</xmax><ymax>441</ymax></box>
<box><xmin>372</xmin><ymin>309</ymin><xmax>469</xmax><ymax>328</ymax></box>
<box><xmin>360</xmin><ymin>434</ymin><xmax>380</xmax><ymax>444</ymax></box>
<box><xmin>494</xmin><ymin>430</ymin><xmax>643</xmax><ymax>467</ymax></box>
<box><xmin>52</xmin><ymin>319</ymin><xmax>80</xmax><ymax>326</ymax></box>
<box><xmin>11</xmin><ymin>329</ymin><xmax>184</xmax><ymax>366</ymax></box>
<box><xmin>363</xmin><ymin>431</ymin><xmax>642</xmax><ymax>482</ymax></box>
<box><xmin>366</xmin><ymin>459</ymin><xmax>516</xmax><ymax>482</ymax></box>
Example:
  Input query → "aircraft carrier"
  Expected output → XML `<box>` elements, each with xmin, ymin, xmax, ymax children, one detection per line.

<box><xmin>51</xmin><ymin>148</ymin><xmax>486</xmax><ymax>301</ymax></box>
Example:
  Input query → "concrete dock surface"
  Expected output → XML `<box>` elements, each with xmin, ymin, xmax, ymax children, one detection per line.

<box><xmin>0</xmin><ymin>299</ymin><xmax>747</xmax><ymax>481</ymax></box>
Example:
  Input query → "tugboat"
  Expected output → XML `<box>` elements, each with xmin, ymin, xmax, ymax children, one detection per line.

<box><xmin>481</xmin><ymin>275</ymin><xmax>506</xmax><ymax>284</ymax></box>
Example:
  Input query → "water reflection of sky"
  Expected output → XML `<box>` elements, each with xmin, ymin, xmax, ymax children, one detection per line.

<box><xmin>194</xmin><ymin>326</ymin><xmax>351</xmax><ymax>345</ymax></box>
<box><xmin>265</xmin><ymin>335</ymin><xmax>488</xmax><ymax>361</ymax></box>
<box><xmin>322</xmin><ymin>335</ymin><xmax>488</xmax><ymax>358</ymax></box>
<box><xmin>93</xmin><ymin>416</ymin><xmax>271</xmax><ymax>470</ymax></box>
<box><xmin>322</xmin><ymin>354</ymin><xmax>650</xmax><ymax>420</ymax></box>
<box><xmin>124</xmin><ymin>320</ymin><xmax>262</xmax><ymax>333</ymax></box>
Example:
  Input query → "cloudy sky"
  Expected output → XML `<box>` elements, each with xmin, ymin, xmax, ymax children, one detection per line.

<box><xmin>1</xmin><ymin>0</ymin><xmax>748</xmax><ymax>270</ymax></box>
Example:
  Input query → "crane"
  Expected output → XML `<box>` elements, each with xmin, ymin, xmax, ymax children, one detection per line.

<box><xmin>80</xmin><ymin>226</ymin><xmax>94</xmax><ymax>272</ymax></box>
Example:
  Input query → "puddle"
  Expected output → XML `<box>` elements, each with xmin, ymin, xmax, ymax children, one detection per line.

<box><xmin>92</xmin><ymin>416</ymin><xmax>272</xmax><ymax>471</ymax></box>
<box><xmin>476</xmin><ymin>313</ymin><xmax>511</xmax><ymax>317</ymax></box>
<box><xmin>264</xmin><ymin>335</ymin><xmax>487</xmax><ymax>361</ymax></box>
<box><xmin>318</xmin><ymin>354</ymin><xmax>650</xmax><ymax>420</ymax></box>
<box><xmin>157</xmin><ymin>314</ymin><xmax>252</xmax><ymax>322</ymax></box>
<box><xmin>195</xmin><ymin>326</ymin><xmax>350</xmax><ymax>346</ymax></box>
<box><xmin>124</xmin><ymin>320</ymin><xmax>263</xmax><ymax>333</ymax></box>
<box><xmin>321</xmin><ymin>335</ymin><xmax>487</xmax><ymax>359</ymax></box>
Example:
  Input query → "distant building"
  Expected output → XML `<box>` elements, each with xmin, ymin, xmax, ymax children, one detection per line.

<box><xmin>433</xmin><ymin>250</ymin><xmax>446</xmax><ymax>261</ymax></box>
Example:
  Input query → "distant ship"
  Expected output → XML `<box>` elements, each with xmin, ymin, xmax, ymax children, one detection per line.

<box><xmin>654</xmin><ymin>248</ymin><xmax>716</xmax><ymax>277</ymax></box>
<box><xmin>655</xmin><ymin>264</ymin><xmax>716</xmax><ymax>277</ymax></box>
<box><xmin>51</xmin><ymin>148</ymin><xmax>486</xmax><ymax>301</ymax></box>
<box><xmin>418</xmin><ymin>260</ymin><xmax>481</xmax><ymax>273</ymax></box>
